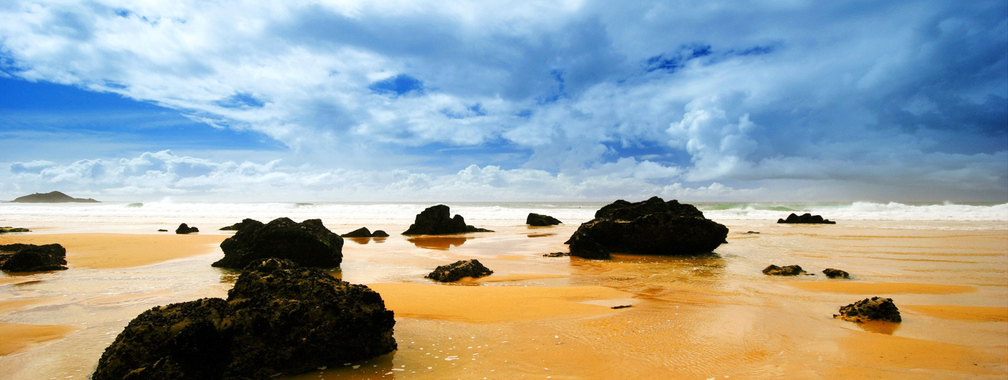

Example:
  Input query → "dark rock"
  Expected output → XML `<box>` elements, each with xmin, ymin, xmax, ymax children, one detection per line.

<box><xmin>543</xmin><ymin>252</ymin><xmax>568</xmax><ymax>258</ymax></box>
<box><xmin>745</xmin><ymin>231</ymin><xmax>760</xmax><ymax>234</ymax></box>
<box><xmin>212</xmin><ymin>218</ymin><xmax>343</xmax><ymax>269</ymax></box>
<box><xmin>425</xmin><ymin>259</ymin><xmax>493</xmax><ymax>282</ymax></box>
<box><xmin>0</xmin><ymin>243</ymin><xmax>68</xmax><ymax>272</ymax></box>
<box><xmin>402</xmin><ymin>205</ymin><xmax>492</xmax><ymax>235</ymax></box>
<box><xmin>341</xmin><ymin>227</ymin><xmax>373</xmax><ymax>238</ymax></box>
<box><xmin>834</xmin><ymin>297</ymin><xmax>901</xmax><ymax>323</ymax></box>
<box><xmin>93</xmin><ymin>259</ymin><xmax>396</xmax><ymax>380</ymax></box>
<box><xmin>157</xmin><ymin>229</ymin><xmax>168</xmax><ymax>232</ymax></box>
<box><xmin>371</xmin><ymin>230</ymin><xmax>389</xmax><ymax>237</ymax></box>
<box><xmin>0</xmin><ymin>227</ymin><xmax>30</xmax><ymax>233</ymax></box>
<box><xmin>611</xmin><ymin>305</ymin><xmax>633</xmax><ymax>309</ymax></box>
<box><xmin>823</xmin><ymin>268</ymin><xmax>850</xmax><ymax>279</ymax></box>
<box><xmin>11</xmin><ymin>191</ymin><xmax>99</xmax><ymax>203</ymax></box>
<box><xmin>565</xmin><ymin>197</ymin><xmax>728</xmax><ymax>260</ymax></box>
<box><xmin>526</xmin><ymin>213</ymin><xmax>562</xmax><ymax>226</ymax></box>
<box><xmin>777</xmin><ymin>213</ymin><xmax>836</xmax><ymax>224</ymax></box>
<box><xmin>219</xmin><ymin>218</ymin><xmax>259</xmax><ymax>231</ymax></box>
<box><xmin>175</xmin><ymin>223</ymin><xmax>199</xmax><ymax>234</ymax></box>
<box><xmin>762</xmin><ymin>264</ymin><xmax>807</xmax><ymax>276</ymax></box>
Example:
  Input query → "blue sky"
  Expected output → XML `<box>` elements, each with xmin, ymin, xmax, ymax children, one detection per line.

<box><xmin>0</xmin><ymin>0</ymin><xmax>1005</xmax><ymax>202</ymax></box>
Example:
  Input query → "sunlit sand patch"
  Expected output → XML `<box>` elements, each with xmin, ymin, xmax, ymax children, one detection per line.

<box><xmin>835</xmin><ymin>328</ymin><xmax>1005</xmax><ymax>378</ymax></box>
<box><xmin>473</xmin><ymin>273</ymin><xmax>568</xmax><ymax>283</ymax></box>
<box><xmin>903</xmin><ymin>305</ymin><xmax>1008</xmax><ymax>322</ymax></box>
<box><xmin>0</xmin><ymin>233</ymin><xmax>226</xmax><ymax>269</ymax></box>
<box><xmin>0</xmin><ymin>322</ymin><xmax>78</xmax><ymax>356</ymax></box>
<box><xmin>368</xmin><ymin>283</ymin><xmax>632</xmax><ymax>323</ymax></box>
<box><xmin>789</xmin><ymin>281</ymin><xmax>976</xmax><ymax>295</ymax></box>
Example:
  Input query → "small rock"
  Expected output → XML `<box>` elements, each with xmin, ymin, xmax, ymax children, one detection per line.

<box><xmin>176</xmin><ymin>223</ymin><xmax>199</xmax><ymax>234</ymax></box>
<box><xmin>426</xmin><ymin>259</ymin><xmax>493</xmax><ymax>282</ymax></box>
<box><xmin>835</xmin><ymin>297</ymin><xmax>901</xmax><ymax>323</ymax></box>
<box><xmin>158</xmin><ymin>229</ymin><xmax>168</xmax><ymax>232</ymax></box>
<box><xmin>744</xmin><ymin>231</ymin><xmax>760</xmax><ymax>234</ymax></box>
<box><xmin>777</xmin><ymin>213</ymin><xmax>836</xmax><ymax>224</ymax></box>
<box><xmin>371</xmin><ymin>230</ymin><xmax>389</xmax><ymax>237</ymax></box>
<box><xmin>611</xmin><ymin>305</ymin><xmax>633</xmax><ymax>309</ymax></box>
<box><xmin>341</xmin><ymin>227</ymin><xmax>373</xmax><ymax>238</ymax></box>
<box><xmin>542</xmin><ymin>252</ymin><xmax>568</xmax><ymax>258</ymax></box>
<box><xmin>526</xmin><ymin>213</ymin><xmax>562</xmax><ymax>226</ymax></box>
<box><xmin>823</xmin><ymin>268</ymin><xmax>850</xmax><ymax>279</ymax></box>
<box><xmin>762</xmin><ymin>264</ymin><xmax>806</xmax><ymax>276</ymax></box>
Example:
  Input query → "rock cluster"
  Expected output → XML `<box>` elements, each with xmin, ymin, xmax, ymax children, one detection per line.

<box><xmin>834</xmin><ymin>297</ymin><xmax>901</xmax><ymax>323</ymax></box>
<box><xmin>402</xmin><ymin>205</ymin><xmax>492</xmax><ymax>235</ymax></box>
<box><xmin>212</xmin><ymin>218</ymin><xmax>343</xmax><ymax>269</ymax></box>
<box><xmin>565</xmin><ymin>197</ymin><xmax>728</xmax><ymax>259</ymax></box>
<box><xmin>92</xmin><ymin>259</ymin><xmax>396</xmax><ymax>380</ymax></box>
<box><xmin>0</xmin><ymin>243</ymin><xmax>68</xmax><ymax>272</ymax></box>
<box><xmin>526</xmin><ymin>213</ymin><xmax>562</xmax><ymax>226</ymax></box>
<box><xmin>777</xmin><ymin>213</ymin><xmax>836</xmax><ymax>224</ymax></box>
<box><xmin>175</xmin><ymin>223</ymin><xmax>199</xmax><ymax>234</ymax></box>
<box><xmin>762</xmin><ymin>264</ymin><xmax>807</xmax><ymax>276</ymax></box>
<box><xmin>425</xmin><ymin>259</ymin><xmax>493</xmax><ymax>282</ymax></box>
<box><xmin>341</xmin><ymin>227</ymin><xmax>390</xmax><ymax>238</ymax></box>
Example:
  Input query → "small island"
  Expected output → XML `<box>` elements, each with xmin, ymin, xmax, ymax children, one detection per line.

<box><xmin>11</xmin><ymin>191</ymin><xmax>100</xmax><ymax>203</ymax></box>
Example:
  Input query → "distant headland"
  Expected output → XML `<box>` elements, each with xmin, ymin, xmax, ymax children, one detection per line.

<box><xmin>10</xmin><ymin>191</ymin><xmax>100</xmax><ymax>203</ymax></box>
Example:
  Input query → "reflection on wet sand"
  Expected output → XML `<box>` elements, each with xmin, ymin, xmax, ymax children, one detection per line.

<box><xmin>346</xmin><ymin>236</ymin><xmax>390</xmax><ymax>245</ymax></box>
<box><xmin>407</xmin><ymin>236</ymin><xmax>469</xmax><ymax>250</ymax></box>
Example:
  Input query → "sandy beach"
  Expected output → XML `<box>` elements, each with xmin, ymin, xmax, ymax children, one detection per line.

<box><xmin>0</xmin><ymin>215</ymin><xmax>1006</xmax><ymax>379</ymax></box>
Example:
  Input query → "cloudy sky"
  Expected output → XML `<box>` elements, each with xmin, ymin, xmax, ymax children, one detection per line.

<box><xmin>0</xmin><ymin>0</ymin><xmax>1005</xmax><ymax>202</ymax></box>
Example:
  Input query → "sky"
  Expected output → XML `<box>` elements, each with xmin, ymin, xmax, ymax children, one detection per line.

<box><xmin>0</xmin><ymin>0</ymin><xmax>1005</xmax><ymax>203</ymax></box>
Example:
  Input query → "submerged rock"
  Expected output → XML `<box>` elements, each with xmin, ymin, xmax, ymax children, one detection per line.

<box><xmin>402</xmin><ymin>205</ymin><xmax>492</xmax><ymax>235</ymax></box>
<box><xmin>835</xmin><ymin>297</ymin><xmax>901</xmax><ymax>323</ymax></box>
<box><xmin>565</xmin><ymin>197</ymin><xmax>728</xmax><ymax>260</ymax></box>
<box><xmin>526</xmin><ymin>213</ymin><xmax>562</xmax><ymax>226</ymax></box>
<box><xmin>212</xmin><ymin>218</ymin><xmax>343</xmax><ymax>269</ymax></box>
<box><xmin>777</xmin><ymin>213</ymin><xmax>836</xmax><ymax>224</ymax></box>
<box><xmin>823</xmin><ymin>268</ymin><xmax>850</xmax><ymax>279</ymax></box>
<box><xmin>762</xmin><ymin>264</ymin><xmax>807</xmax><ymax>276</ymax></box>
<box><xmin>425</xmin><ymin>259</ymin><xmax>493</xmax><ymax>282</ymax></box>
<box><xmin>0</xmin><ymin>243</ymin><xmax>68</xmax><ymax>272</ymax></box>
<box><xmin>175</xmin><ymin>223</ymin><xmax>199</xmax><ymax>234</ymax></box>
<box><xmin>219</xmin><ymin>218</ymin><xmax>259</xmax><ymax>231</ymax></box>
<box><xmin>92</xmin><ymin>259</ymin><xmax>396</xmax><ymax>380</ymax></box>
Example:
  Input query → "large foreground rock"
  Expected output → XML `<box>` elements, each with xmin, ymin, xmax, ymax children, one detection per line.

<box><xmin>426</xmin><ymin>259</ymin><xmax>493</xmax><ymax>282</ymax></box>
<box><xmin>565</xmin><ymin>197</ymin><xmax>728</xmax><ymax>259</ymax></box>
<box><xmin>834</xmin><ymin>297</ymin><xmax>901</xmax><ymax>323</ymax></box>
<box><xmin>526</xmin><ymin>213</ymin><xmax>561</xmax><ymax>226</ymax></box>
<box><xmin>212</xmin><ymin>218</ymin><xmax>343</xmax><ymax>269</ymax></box>
<box><xmin>402</xmin><ymin>205</ymin><xmax>492</xmax><ymax>235</ymax></box>
<box><xmin>93</xmin><ymin>259</ymin><xmax>396</xmax><ymax>380</ymax></box>
<box><xmin>777</xmin><ymin>213</ymin><xmax>835</xmax><ymax>224</ymax></box>
<box><xmin>0</xmin><ymin>243</ymin><xmax>67</xmax><ymax>272</ymax></box>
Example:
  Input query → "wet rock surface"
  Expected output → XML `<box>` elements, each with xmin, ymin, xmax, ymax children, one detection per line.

<box><xmin>0</xmin><ymin>243</ymin><xmax>68</xmax><ymax>272</ymax></box>
<box><xmin>835</xmin><ymin>297</ymin><xmax>901</xmax><ymax>323</ymax></box>
<box><xmin>92</xmin><ymin>258</ymin><xmax>397</xmax><ymax>380</ymax></box>
<box><xmin>526</xmin><ymin>213</ymin><xmax>562</xmax><ymax>226</ymax></box>
<box><xmin>425</xmin><ymin>259</ymin><xmax>494</xmax><ymax>282</ymax></box>
<box><xmin>777</xmin><ymin>213</ymin><xmax>836</xmax><ymax>224</ymax></box>
<box><xmin>762</xmin><ymin>264</ymin><xmax>807</xmax><ymax>276</ymax></box>
<box><xmin>402</xmin><ymin>205</ymin><xmax>492</xmax><ymax>235</ymax></box>
<box><xmin>212</xmin><ymin>218</ymin><xmax>343</xmax><ymax>269</ymax></box>
<box><xmin>565</xmin><ymin>197</ymin><xmax>728</xmax><ymax>260</ymax></box>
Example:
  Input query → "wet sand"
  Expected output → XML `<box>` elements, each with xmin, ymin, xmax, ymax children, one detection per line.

<box><xmin>1</xmin><ymin>220</ymin><xmax>1006</xmax><ymax>379</ymax></box>
<box><xmin>0</xmin><ymin>233</ymin><xmax>226</xmax><ymax>269</ymax></box>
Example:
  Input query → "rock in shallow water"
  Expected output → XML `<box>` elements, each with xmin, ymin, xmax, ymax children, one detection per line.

<box><xmin>92</xmin><ymin>258</ymin><xmax>396</xmax><ymax>380</ymax></box>
<box><xmin>212</xmin><ymin>217</ymin><xmax>343</xmax><ymax>269</ymax></box>
<box><xmin>762</xmin><ymin>264</ymin><xmax>807</xmax><ymax>276</ymax></box>
<box><xmin>402</xmin><ymin>205</ymin><xmax>492</xmax><ymax>235</ymax></box>
<box><xmin>835</xmin><ymin>297</ymin><xmax>901</xmax><ymax>323</ymax></box>
<box><xmin>565</xmin><ymin>197</ymin><xmax>728</xmax><ymax>259</ymax></box>
<box><xmin>526</xmin><ymin>213</ymin><xmax>562</xmax><ymax>226</ymax></box>
<box><xmin>426</xmin><ymin>259</ymin><xmax>493</xmax><ymax>282</ymax></box>
<box><xmin>0</xmin><ymin>243</ymin><xmax>67</xmax><ymax>272</ymax></box>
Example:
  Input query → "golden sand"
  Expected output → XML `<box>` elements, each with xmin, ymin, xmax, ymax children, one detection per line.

<box><xmin>0</xmin><ymin>233</ymin><xmax>226</xmax><ymax>269</ymax></box>
<box><xmin>0</xmin><ymin>322</ymin><xmax>78</xmax><ymax>356</ymax></box>
<box><xmin>904</xmin><ymin>305</ymin><xmax>1008</xmax><ymax>322</ymax></box>
<box><xmin>788</xmin><ymin>281</ymin><xmax>977</xmax><ymax>295</ymax></box>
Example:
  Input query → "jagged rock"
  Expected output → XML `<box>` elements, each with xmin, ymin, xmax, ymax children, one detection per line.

<box><xmin>823</xmin><ymin>268</ymin><xmax>850</xmax><ymax>279</ymax></box>
<box><xmin>175</xmin><ymin>223</ymin><xmax>199</xmax><ymax>234</ymax></box>
<box><xmin>11</xmin><ymin>191</ymin><xmax>99</xmax><ymax>203</ymax></box>
<box><xmin>0</xmin><ymin>243</ymin><xmax>68</xmax><ymax>272</ymax></box>
<box><xmin>565</xmin><ymin>197</ymin><xmax>728</xmax><ymax>260</ymax></box>
<box><xmin>425</xmin><ymin>259</ymin><xmax>493</xmax><ymax>282</ymax></box>
<box><xmin>526</xmin><ymin>213</ymin><xmax>562</xmax><ymax>226</ymax></box>
<box><xmin>92</xmin><ymin>259</ymin><xmax>396</xmax><ymax>380</ymax></box>
<box><xmin>762</xmin><ymin>264</ymin><xmax>807</xmax><ymax>276</ymax></box>
<box><xmin>402</xmin><ymin>205</ymin><xmax>492</xmax><ymax>235</ymax></box>
<box><xmin>212</xmin><ymin>218</ymin><xmax>343</xmax><ymax>269</ymax></box>
<box><xmin>834</xmin><ymin>297</ymin><xmax>901</xmax><ymax>323</ymax></box>
<box><xmin>219</xmin><ymin>218</ymin><xmax>259</xmax><ymax>231</ymax></box>
<box><xmin>777</xmin><ymin>213</ymin><xmax>836</xmax><ymax>224</ymax></box>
